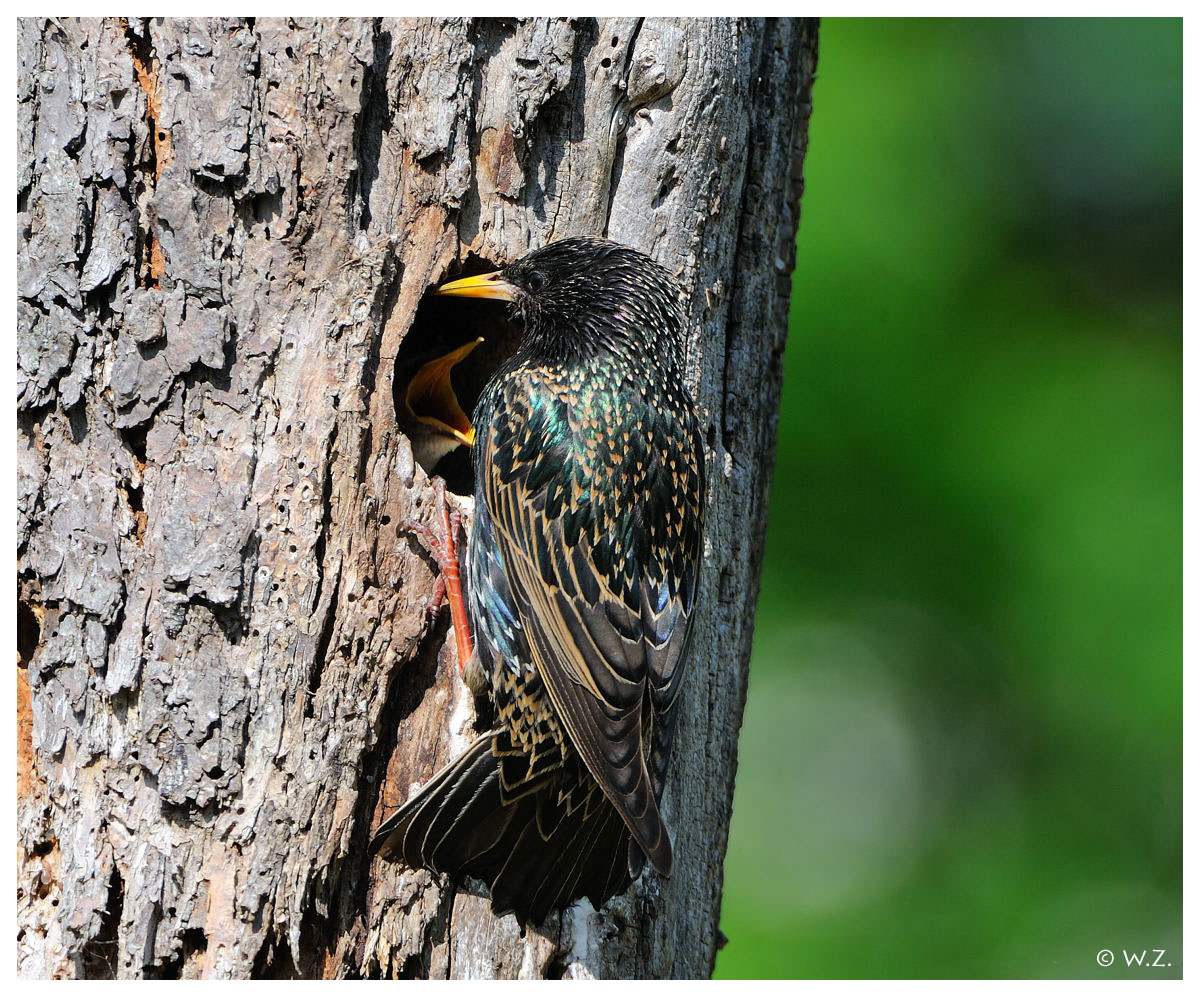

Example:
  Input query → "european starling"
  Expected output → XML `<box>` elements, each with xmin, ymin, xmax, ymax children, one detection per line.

<box><xmin>372</xmin><ymin>237</ymin><xmax>706</xmax><ymax>925</ymax></box>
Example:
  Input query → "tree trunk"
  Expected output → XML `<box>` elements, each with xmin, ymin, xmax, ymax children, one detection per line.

<box><xmin>16</xmin><ymin>16</ymin><xmax>817</xmax><ymax>979</ymax></box>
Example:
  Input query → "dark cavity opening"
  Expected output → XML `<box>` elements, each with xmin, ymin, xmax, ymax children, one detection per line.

<box><xmin>392</xmin><ymin>254</ymin><xmax>523</xmax><ymax>497</ymax></box>
<box><xmin>80</xmin><ymin>866</ymin><xmax>124</xmax><ymax>978</ymax></box>
<box><xmin>17</xmin><ymin>597</ymin><xmax>40</xmax><ymax>667</ymax></box>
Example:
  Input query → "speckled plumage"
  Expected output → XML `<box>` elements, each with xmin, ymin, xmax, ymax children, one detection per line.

<box><xmin>372</xmin><ymin>238</ymin><xmax>706</xmax><ymax>925</ymax></box>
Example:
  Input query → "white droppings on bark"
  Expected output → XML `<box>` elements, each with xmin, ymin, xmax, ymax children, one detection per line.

<box><xmin>446</xmin><ymin>662</ymin><xmax>476</xmax><ymax>758</ymax></box>
<box><xmin>563</xmin><ymin>901</ymin><xmax>598</xmax><ymax>980</ymax></box>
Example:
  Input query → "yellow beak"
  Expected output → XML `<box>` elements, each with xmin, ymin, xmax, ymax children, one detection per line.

<box><xmin>436</xmin><ymin>270</ymin><xmax>519</xmax><ymax>301</ymax></box>
<box><xmin>402</xmin><ymin>337</ymin><xmax>484</xmax><ymax>446</ymax></box>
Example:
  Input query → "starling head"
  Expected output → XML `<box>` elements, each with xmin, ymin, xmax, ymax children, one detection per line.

<box><xmin>437</xmin><ymin>237</ymin><xmax>684</xmax><ymax>370</ymax></box>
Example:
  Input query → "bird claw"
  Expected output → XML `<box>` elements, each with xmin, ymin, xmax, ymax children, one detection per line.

<box><xmin>423</xmin><ymin>573</ymin><xmax>447</xmax><ymax>621</ymax></box>
<box><xmin>402</xmin><ymin>480</ymin><xmax>462</xmax><ymax>573</ymax></box>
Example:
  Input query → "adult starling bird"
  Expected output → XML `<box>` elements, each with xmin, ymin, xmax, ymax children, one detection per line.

<box><xmin>372</xmin><ymin>237</ymin><xmax>706</xmax><ymax>925</ymax></box>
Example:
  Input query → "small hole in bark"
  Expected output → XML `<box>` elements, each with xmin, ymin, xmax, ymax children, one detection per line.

<box><xmin>398</xmin><ymin>953</ymin><xmax>425</xmax><ymax>978</ymax></box>
<box><xmin>154</xmin><ymin>928</ymin><xmax>207</xmax><ymax>979</ymax></box>
<box><xmin>611</xmin><ymin>35</ymin><xmax>620</xmax><ymax>46</ymax></box>
<box><xmin>121</xmin><ymin>425</ymin><xmax>148</xmax><ymax>467</ymax></box>
<box><xmin>121</xmin><ymin>478</ymin><xmax>147</xmax><ymax>545</ymax></box>
<box><xmin>380</xmin><ymin>514</ymin><xmax>391</xmax><ymax>525</ymax></box>
<box><xmin>601</xmin><ymin>57</ymin><xmax>611</xmax><ymax>68</ymax></box>
<box><xmin>393</xmin><ymin>255</ymin><xmax>523</xmax><ymax>497</ymax></box>
<box><xmin>18</xmin><ymin>598</ymin><xmax>40</xmax><ymax>666</ymax></box>
<box><xmin>249</xmin><ymin>190</ymin><xmax>283</xmax><ymax>229</ymax></box>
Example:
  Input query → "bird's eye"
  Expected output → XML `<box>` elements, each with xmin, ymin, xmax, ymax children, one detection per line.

<box><xmin>526</xmin><ymin>271</ymin><xmax>546</xmax><ymax>292</ymax></box>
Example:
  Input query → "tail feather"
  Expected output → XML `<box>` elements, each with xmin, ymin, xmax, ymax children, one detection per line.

<box><xmin>373</xmin><ymin>735</ymin><xmax>494</xmax><ymax>866</ymax></box>
<box><xmin>526</xmin><ymin>815</ymin><xmax>602</xmax><ymax>916</ymax></box>
<box><xmin>488</xmin><ymin>814</ymin><xmax>565</xmax><ymax>920</ymax></box>
<box><xmin>556</xmin><ymin>805</ymin><xmax>631</xmax><ymax>914</ymax></box>
<box><xmin>371</xmin><ymin>731</ymin><xmax>635</xmax><ymax>925</ymax></box>
<box><xmin>498</xmin><ymin>790</ymin><xmax>613</xmax><ymax>921</ymax></box>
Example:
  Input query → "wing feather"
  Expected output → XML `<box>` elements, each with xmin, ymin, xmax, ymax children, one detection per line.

<box><xmin>471</xmin><ymin>367</ymin><xmax>704</xmax><ymax>876</ymax></box>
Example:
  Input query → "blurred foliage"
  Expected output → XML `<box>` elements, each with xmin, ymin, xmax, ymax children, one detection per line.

<box><xmin>716</xmin><ymin>18</ymin><xmax>1181</xmax><ymax>980</ymax></box>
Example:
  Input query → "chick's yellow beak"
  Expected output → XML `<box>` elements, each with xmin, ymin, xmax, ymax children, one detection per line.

<box><xmin>403</xmin><ymin>337</ymin><xmax>483</xmax><ymax>446</ymax></box>
<box><xmin>436</xmin><ymin>270</ymin><xmax>519</xmax><ymax>301</ymax></box>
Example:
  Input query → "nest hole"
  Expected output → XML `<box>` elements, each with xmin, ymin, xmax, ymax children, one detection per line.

<box><xmin>393</xmin><ymin>254</ymin><xmax>523</xmax><ymax>497</ymax></box>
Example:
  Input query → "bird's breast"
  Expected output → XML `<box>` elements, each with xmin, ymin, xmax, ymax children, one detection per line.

<box><xmin>475</xmin><ymin>360</ymin><xmax>702</xmax><ymax>610</ymax></box>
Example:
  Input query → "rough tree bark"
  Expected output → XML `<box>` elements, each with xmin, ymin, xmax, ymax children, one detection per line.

<box><xmin>16</xmin><ymin>16</ymin><xmax>817</xmax><ymax>979</ymax></box>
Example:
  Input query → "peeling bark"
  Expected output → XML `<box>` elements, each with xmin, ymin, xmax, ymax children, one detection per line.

<box><xmin>16</xmin><ymin>16</ymin><xmax>818</xmax><ymax>979</ymax></box>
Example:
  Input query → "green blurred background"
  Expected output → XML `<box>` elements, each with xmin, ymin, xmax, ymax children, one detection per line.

<box><xmin>716</xmin><ymin>18</ymin><xmax>1181</xmax><ymax>980</ymax></box>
